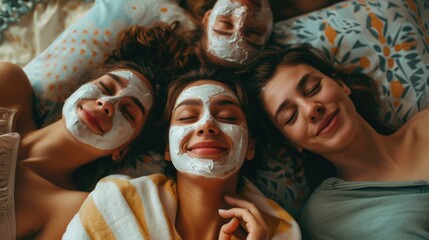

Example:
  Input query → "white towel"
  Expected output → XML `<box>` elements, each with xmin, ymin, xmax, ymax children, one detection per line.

<box><xmin>63</xmin><ymin>174</ymin><xmax>301</xmax><ymax>240</ymax></box>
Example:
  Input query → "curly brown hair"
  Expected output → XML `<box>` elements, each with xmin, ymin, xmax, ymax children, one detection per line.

<box><xmin>106</xmin><ymin>21</ymin><xmax>198</xmax><ymax>89</ymax></box>
<box><xmin>179</xmin><ymin>0</ymin><xmax>217</xmax><ymax>21</ymax></box>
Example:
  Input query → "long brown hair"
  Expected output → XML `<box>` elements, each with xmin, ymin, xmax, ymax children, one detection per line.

<box><xmin>243</xmin><ymin>45</ymin><xmax>394</xmax><ymax>190</ymax></box>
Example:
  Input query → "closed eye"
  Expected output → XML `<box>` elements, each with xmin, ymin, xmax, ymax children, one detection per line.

<box><xmin>176</xmin><ymin>114</ymin><xmax>199</xmax><ymax>123</ymax></box>
<box><xmin>217</xmin><ymin>116</ymin><xmax>238</xmax><ymax>123</ymax></box>
<box><xmin>305</xmin><ymin>80</ymin><xmax>321</xmax><ymax>96</ymax></box>
<box><xmin>247</xmin><ymin>29</ymin><xmax>263</xmax><ymax>37</ymax></box>
<box><xmin>121</xmin><ymin>106</ymin><xmax>135</xmax><ymax>123</ymax></box>
<box><xmin>285</xmin><ymin>110</ymin><xmax>298</xmax><ymax>125</ymax></box>
<box><xmin>99</xmin><ymin>81</ymin><xmax>112</xmax><ymax>95</ymax></box>
<box><xmin>220</xmin><ymin>20</ymin><xmax>233</xmax><ymax>28</ymax></box>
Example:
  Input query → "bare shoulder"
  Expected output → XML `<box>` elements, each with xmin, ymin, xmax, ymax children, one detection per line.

<box><xmin>406</xmin><ymin>109</ymin><xmax>429</xmax><ymax>128</ymax></box>
<box><xmin>0</xmin><ymin>62</ymin><xmax>33</xmax><ymax>99</ymax></box>
<box><xmin>34</xmin><ymin>190</ymin><xmax>89</xmax><ymax>240</ymax></box>
<box><xmin>0</xmin><ymin>62</ymin><xmax>37</xmax><ymax>133</ymax></box>
<box><xmin>400</xmin><ymin>109</ymin><xmax>429</xmax><ymax>139</ymax></box>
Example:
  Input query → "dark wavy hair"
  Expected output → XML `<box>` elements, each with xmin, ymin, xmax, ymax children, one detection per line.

<box><xmin>242</xmin><ymin>44</ymin><xmax>394</xmax><ymax>190</ymax></box>
<box><xmin>179</xmin><ymin>0</ymin><xmax>217</xmax><ymax>21</ymax></box>
<box><xmin>160</xmin><ymin>67</ymin><xmax>264</xmax><ymax>188</ymax></box>
<box><xmin>106</xmin><ymin>21</ymin><xmax>198</xmax><ymax>89</ymax></box>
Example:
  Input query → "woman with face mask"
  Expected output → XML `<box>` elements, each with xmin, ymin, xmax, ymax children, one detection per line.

<box><xmin>178</xmin><ymin>0</ymin><xmax>342</xmax><ymax>69</ymax></box>
<box><xmin>63</xmin><ymin>67</ymin><xmax>301</xmax><ymax>240</ymax></box>
<box><xmin>0</xmin><ymin>22</ymin><xmax>192</xmax><ymax>240</ymax></box>
<box><xmin>193</xmin><ymin>0</ymin><xmax>274</xmax><ymax>69</ymax></box>
<box><xmin>182</xmin><ymin>0</ymin><xmax>343</xmax><ymax>22</ymax></box>
<box><xmin>244</xmin><ymin>45</ymin><xmax>429</xmax><ymax>239</ymax></box>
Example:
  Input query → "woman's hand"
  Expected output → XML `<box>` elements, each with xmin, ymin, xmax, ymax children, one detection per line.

<box><xmin>218</xmin><ymin>195</ymin><xmax>269</xmax><ymax>240</ymax></box>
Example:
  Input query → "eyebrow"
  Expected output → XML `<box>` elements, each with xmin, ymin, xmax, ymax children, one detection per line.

<box><xmin>212</xmin><ymin>98</ymin><xmax>241</xmax><ymax>108</ymax></box>
<box><xmin>175</xmin><ymin>98</ymin><xmax>202</xmax><ymax>110</ymax></box>
<box><xmin>273</xmin><ymin>72</ymin><xmax>313</xmax><ymax>122</ymax></box>
<box><xmin>175</xmin><ymin>97</ymin><xmax>240</xmax><ymax>110</ymax></box>
<box><xmin>106</xmin><ymin>73</ymin><xmax>127</xmax><ymax>88</ymax></box>
<box><xmin>132</xmin><ymin>97</ymin><xmax>146</xmax><ymax>116</ymax></box>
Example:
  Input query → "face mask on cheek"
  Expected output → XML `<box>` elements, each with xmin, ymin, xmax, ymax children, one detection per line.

<box><xmin>207</xmin><ymin>0</ymin><xmax>273</xmax><ymax>64</ymax></box>
<box><xmin>168</xmin><ymin>84</ymin><xmax>249</xmax><ymax>179</ymax></box>
<box><xmin>62</xmin><ymin>70</ymin><xmax>152</xmax><ymax>150</ymax></box>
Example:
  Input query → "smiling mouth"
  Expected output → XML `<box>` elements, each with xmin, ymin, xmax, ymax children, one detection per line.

<box><xmin>187</xmin><ymin>142</ymin><xmax>228</xmax><ymax>158</ymax></box>
<box><xmin>80</xmin><ymin>107</ymin><xmax>105</xmax><ymax>135</ymax></box>
<box><xmin>315</xmin><ymin>109</ymin><xmax>340</xmax><ymax>137</ymax></box>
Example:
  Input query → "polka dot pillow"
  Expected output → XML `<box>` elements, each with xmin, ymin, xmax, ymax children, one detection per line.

<box><xmin>23</xmin><ymin>0</ymin><xmax>194</xmax><ymax>126</ymax></box>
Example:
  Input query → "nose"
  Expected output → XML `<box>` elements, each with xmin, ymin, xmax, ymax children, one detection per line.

<box><xmin>96</xmin><ymin>98</ymin><xmax>115</xmax><ymax>117</ymax></box>
<box><xmin>197</xmin><ymin>120</ymin><xmax>220</xmax><ymax>136</ymax></box>
<box><xmin>306</xmin><ymin>102</ymin><xmax>325</xmax><ymax>123</ymax></box>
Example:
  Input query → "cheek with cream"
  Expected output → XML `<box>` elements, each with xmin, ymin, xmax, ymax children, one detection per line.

<box><xmin>207</xmin><ymin>0</ymin><xmax>273</xmax><ymax>64</ymax></box>
<box><xmin>168</xmin><ymin>84</ymin><xmax>249</xmax><ymax>179</ymax></box>
<box><xmin>62</xmin><ymin>70</ymin><xmax>152</xmax><ymax>150</ymax></box>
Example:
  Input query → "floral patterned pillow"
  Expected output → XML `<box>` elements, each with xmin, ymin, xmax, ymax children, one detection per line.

<box><xmin>253</xmin><ymin>0</ymin><xmax>429</xmax><ymax>218</ymax></box>
<box><xmin>273</xmin><ymin>0</ymin><xmax>429</xmax><ymax>128</ymax></box>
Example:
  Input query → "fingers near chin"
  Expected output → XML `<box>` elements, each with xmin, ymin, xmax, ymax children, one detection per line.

<box><xmin>220</xmin><ymin>217</ymin><xmax>240</xmax><ymax>236</ymax></box>
<box><xmin>218</xmin><ymin>208</ymin><xmax>245</xmax><ymax>219</ymax></box>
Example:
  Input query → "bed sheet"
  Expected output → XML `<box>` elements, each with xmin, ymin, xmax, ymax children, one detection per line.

<box><xmin>0</xmin><ymin>0</ymin><xmax>93</xmax><ymax>66</ymax></box>
<box><xmin>2</xmin><ymin>0</ymin><xmax>427</xmax><ymax>220</ymax></box>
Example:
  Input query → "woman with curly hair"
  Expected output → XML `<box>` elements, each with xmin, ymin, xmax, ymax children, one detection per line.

<box><xmin>0</xmin><ymin>22</ymin><xmax>191</xmax><ymax>239</ymax></box>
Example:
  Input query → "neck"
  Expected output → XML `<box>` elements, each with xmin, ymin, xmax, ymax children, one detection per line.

<box><xmin>175</xmin><ymin>172</ymin><xmax>239</xmax><ymax>240</ymax></box>
<box><xmin>323</xmin><ymin>117</ymin><xmax>397</xmax><ymax>181</ymax></box>
<box><xmin>19</xmin><ymin>120</ymin><xmax>105</xmax><ymax>189</ymax></box>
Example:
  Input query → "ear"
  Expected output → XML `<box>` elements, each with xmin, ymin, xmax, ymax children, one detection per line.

<box><xmin>342</xmin><ymin>83</ymin><xmax>351</xmax><ymax>96</ymax></box>
<box><xmin>337</xmin><ymin>80</ymin><xmax>351</xmax><ymax>96</ymax></box>
<box><xmin>112</xmin><ymin>147</ymin><xmax>130</xmax><ymax>162</ymax></box>
<box><xmin>202</xmin><ymin>9</ymin><xmax>212</xmax><ymax>27</ymax></box>
<box><xmin>245</xmin><ymin>138</ymin><xmax>256</xmax><ymax>161</ymax></box>
<box><xmin>164</xmin><ymin>144</ymin><xmax>171</xmax><ymax>161</ymax></box>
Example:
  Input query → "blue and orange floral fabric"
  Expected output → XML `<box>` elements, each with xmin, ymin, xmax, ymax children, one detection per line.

<box><xmin>20</xmin><ymin>0</ymin><xmax>429</xmax><ymax>218</ymax></box>
<box><xmin>273</xmin><ymin>0</ymin><xmax>429</xmax><ymax>128</ymax></box>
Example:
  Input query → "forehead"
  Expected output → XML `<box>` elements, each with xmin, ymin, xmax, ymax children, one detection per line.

<box><xmin>93</xmin><ymin>69</ymin><xmax>153</xmax><ymax>92</ymax></box>
<box><xmin>175</xmin><ymin>80</ymin><xmax>237</xmax><ymax>105</ymax></box>
<box><xmin>261</xmin><ymin>64</ymin><xmax>316</xmax><ymax>109</ymax></box>
<box><xmin>265</xmin><ymin>64</ymin><xmax>319</xmax><ymax>88</ymax></box>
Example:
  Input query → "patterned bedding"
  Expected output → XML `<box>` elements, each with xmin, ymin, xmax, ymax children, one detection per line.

<box><xmin>0</xmin><ymin>0</ymin><xmax>427</xmax><ymax>220</ymax></box>
<box><xmin>0</xmin><ymin>0</ymin><xmax>93</xmax><ymax>66</ymax></box>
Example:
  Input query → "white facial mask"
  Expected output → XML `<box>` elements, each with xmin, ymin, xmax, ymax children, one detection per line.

<box><xmin>169</xmin><ymin>84</ymin><xmax>249</xmax><ymax>179</ymax></box>
<box><xmin>207</xmin><ymin>0</ymin><xmax>273</xmax><ymax>64</ymax></box>
<box><xmin>63</xmin><ymin>70</ymin><xmax>152</xmax><ymax>150</ymax></box>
